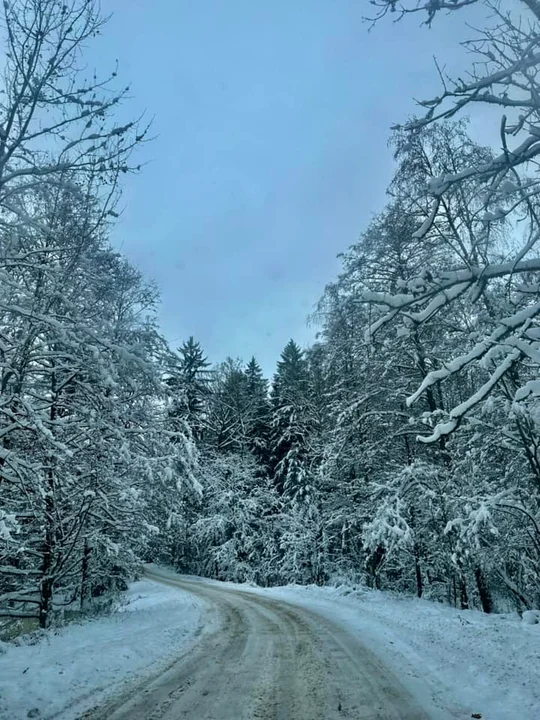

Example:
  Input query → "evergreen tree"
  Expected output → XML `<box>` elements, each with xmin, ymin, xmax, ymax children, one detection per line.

<box><xmin>205</xmin><ymin>356</ymin><xmax>271</xmax><ymax>461</ymax></box>
<box><xmin>244</xmin><ymin>357</ymin><xmax>271</xmax><ymax>469</ymax></box>
<box><xmin>190</xmin><ymin>452</ymin><xmax>280</xmax><ymax>584</ymax></box>
<box><xmin>169</xmin><ymin>337</ymin><xmax>212</xmax><ymax>442</ymax></box>
<box><xmin>270</xmin><ymin>341</ymin><xmax>315</xmax><ymax>501</ymax></box>
<box><xmin>206</xmin><ymin>358</ymin><xmax>249</xmax><ymax>454</ymax></box>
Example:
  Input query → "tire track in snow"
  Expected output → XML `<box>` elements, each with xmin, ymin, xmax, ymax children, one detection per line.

<box><xmin>83</xmin><ymin>569</ymin><xmax>456</xmax><ymax>720</ymax></box>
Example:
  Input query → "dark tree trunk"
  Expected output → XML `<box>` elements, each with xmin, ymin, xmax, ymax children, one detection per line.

<box><xmin>475</xmin><ymin>566</ymin><xmax>494</xmax><ymax>613</ymax></box>
<box><xmin>40</xmin><ymin>370</ymin><xmax>58</xmax><ymax>629</ymax></box>
<box><xmin>366</xmin><ymin>545</ymin><xmax>386</xmax><ymax>589</ymax></box>
<box><xmin>415</xmin><ymin>554</ymin><xmax>423</xmax><ymax>598</ymax></box>
<box><xmin>39</xmin><ymin>575</ymin><xmax>54</xmax><ymax>629</ymax></box>
<box><xmin>460</xmin><ymin>576</ymin><xmax>469</xmax><ymax>610</ymax></box>
<box><xmin>40</xmin><ymin>472</ymin><xmax>55</xmax><ymax>629</ymax></box>
<box><xmin>80</xmin><ymin>541</ymin><xmax>92</xmax><ymax>610</ymax></box>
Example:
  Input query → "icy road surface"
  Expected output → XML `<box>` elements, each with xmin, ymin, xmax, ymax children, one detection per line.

<box><xmin>85</xmin><ymin>567</ymin><xmax>459</xmax><ymax>720</ymax></box>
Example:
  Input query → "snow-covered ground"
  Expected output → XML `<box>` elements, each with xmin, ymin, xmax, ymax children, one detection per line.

<box><xmin>0</xmin><ymin>580</ymin><xmax>205</xmax><ymax>720</ymax></box>
<box><xmin>256</xmin><ymin>583</ymin><xmax>540</xmax><ymax>720</ymax></box>
<box><xmin>147</xmin><ymin>565</ymin><xmax>540</xmax><ymax>719</ymax></box>
<box><xmin>2</xmin><ymin>568</ymin><xmax>539</xmax><ymax>720</ymax></box>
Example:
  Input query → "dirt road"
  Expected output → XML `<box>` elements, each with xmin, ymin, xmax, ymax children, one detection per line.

<box><xmin>85</xmin><ymin>569</ymin><xmax>455</xmax><ymax>720</ymax></box>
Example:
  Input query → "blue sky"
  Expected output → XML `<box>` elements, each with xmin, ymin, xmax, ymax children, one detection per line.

<box><xmin>95</xmin><ymin>0</ymin><xmax>491</xmax><ymax>376</ymax></box>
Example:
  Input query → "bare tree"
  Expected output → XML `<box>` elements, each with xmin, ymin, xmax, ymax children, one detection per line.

<box><xmin>0</xmin><ymin>0</ymin><xmax>148</xmax><ymax>209</ymax></box>
<box><xmin>0</xmin><ymin>1</ymin><xmax>163</xmax><ymax>629</ymax></box>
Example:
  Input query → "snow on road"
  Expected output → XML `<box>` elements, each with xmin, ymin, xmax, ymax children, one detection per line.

<box><xmin>0</xmin><ymin>580</ymin><xmax>205</xmax><ymax>720</ymax></box>
<box><xmin>251</xmin><ymin>583</ymin><xmax>540</xmax><ymax>720</ymax></box>
<box><xmin>150</xmin><ymin>566</ymin><xmax>540</xmax><ymax>719</ymax></box>
<box><xmin>92</xmin><ymin>569</ymin><xmax>438</xmax><ymax>720</ymax></box>
<box><xmin>1</xmin><ymin>567</ymin><xmax>539</xmax><ymax>720</ymax></box>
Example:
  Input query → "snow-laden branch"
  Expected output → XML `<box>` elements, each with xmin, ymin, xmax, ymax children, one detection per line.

<box><xmin>416</xmin><ymin>348</ymin><xmax>521</xmax><ymax>443</ymax></box>
<box><xmin>407</xmin><ymin>303</ymin><xmax>540</xmax><ymax>406</ymax></box>
<box><xmin>361</xmin><ymin>258</ymin><xmax>540</xmax><ymax>342</ymax></box>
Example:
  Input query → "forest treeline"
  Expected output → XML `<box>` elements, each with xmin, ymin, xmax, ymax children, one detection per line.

<box><xmin>2</xmin><ymin>0</ymin><xmax>540</xmax><ymax>629</ymax></box>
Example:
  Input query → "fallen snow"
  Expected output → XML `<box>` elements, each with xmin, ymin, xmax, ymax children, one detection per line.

<box><xmin>251</xmin><ymin>583</ymin><xmax>540</xmax><ymax>720</ymax></box>
<box><xmin>0</xmin><ymin>580</ymin><xmax>204</xmax><ymax>720</ymax></box>
<box><xmin>2</xmin><ymin>567</ymin><xmax>539</xmax><ymax>720</ymax></box>
<box><xmin>145</xmin><ymin>565</ymin><xmax>540</xmax><ymax>718</ymax></box>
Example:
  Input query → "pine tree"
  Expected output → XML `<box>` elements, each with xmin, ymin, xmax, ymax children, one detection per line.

<box><xmin>169</xmin><ymin>337</ymin><xmax>212</xmax><ymax>442</ymax></box>
<box><xmin>270</xmin><ymin>341</ymin><xmax>315</xmax><ymax>501</ymax></box>
<box><xmin>244</xmin><ymin>357</ymin><xmax>271</xmax><ymax>469</ymax></box>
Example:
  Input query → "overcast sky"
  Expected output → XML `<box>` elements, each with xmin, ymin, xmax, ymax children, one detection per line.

<box><xmin>95</xmin><ymin>0</ymin><xmax>493</xmax><ymax>376</ymax></box>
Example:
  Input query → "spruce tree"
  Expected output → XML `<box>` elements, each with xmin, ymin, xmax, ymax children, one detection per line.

<box><xmin>270</xmin><ymin>341</ymin><xmax>314</xmax><ymax>499</ymax></box>
<box><xmin>206</xmin><ymin>358</ymin><xmax>249</xmax><ymax>454</ymax></box>
<box><xmin>244</xmin><ymin>357</ymin><xmax>271</xmax><ymax>469</ymax></box>
<box><xmin>169</xmin><ymin>337</ymin><xmax>212</xmax><ymax>442</ymax></box>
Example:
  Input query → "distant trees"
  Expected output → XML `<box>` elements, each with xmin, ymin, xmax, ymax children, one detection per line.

<box><xmin>170</xmin><ymin>339</ymin><xmax>331</xmax><ymax>586</ymax></box>
<box><xmin>191</xmin><ymin>452</ymin><xmax>279</xmax><ymax>584</ymax></box>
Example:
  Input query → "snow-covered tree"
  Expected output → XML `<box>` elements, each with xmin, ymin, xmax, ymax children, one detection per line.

<box><xmin>243</xmin><ymin>357</ymin><xmax>272</xmax><ymax>468</ymax></box>
<box><xmin>168</xmin><ymin>337</ymin><xmax>212</xmax><ymax>443</ymax></box>
<box><xmin>0</xmin><ymin>0</ymin><xmax>195</xmax><ymax>629</ymax></box>
<box><xmin>364</xmin><ymin>1</ymin><xmax>540</xmax><ymax>442</ymax></box>
<box><xmin>270</xmin><ymin>340</ymin><xmax>318</xmax><ymax>501</ymax></box>
<box><xmin>190</xmin><ymin>453</ymin><xmax>279</xmax><ymax>584</ymax></box>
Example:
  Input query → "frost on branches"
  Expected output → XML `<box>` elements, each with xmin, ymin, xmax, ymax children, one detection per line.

<box><xmin>5</xmin><ymin>0</ymin><xmax>540</xmax><ymax>631</ymax></box>
<box><xmin>344</xmin><ymin>0</ymin><xmax>540</xmax><ymax>607</ymax></box>
<box><xmin>0</xmin><ymin>1</ymin><xmax>196</xmax><ymax>629</ymax></box>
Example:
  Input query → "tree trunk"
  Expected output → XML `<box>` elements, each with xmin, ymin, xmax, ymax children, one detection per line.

<box><xmin>460</xmin><ymin>576</ymin><xmax>469</xmax><ymax>610</ymax></box>
<box><xmin>80</xmin><ymin>541</ymin><xmax>92</xmax><ymax>611</ymax></box>
<box><xmin>366</xmin><ymin>545</ymin><xmax>385</xmax><ymax>589</ymax></box>
<box><xmin>39</xmin><ymin>575</ymin><xmax>54</xmax><ymax>629</ymax></box>
<box><xmin>40</xmin><ymin>371</ymin><xmax>58</xmax><ymax>629</ymax></box>
<box><xmin>40</xmin><ymin>476</ymin><xmax>55</xmax><ymax>629</ymax></box>
<box><xmin>415</xmin><ymin>554</ymin><xmax>423</xmax><ymax>598</ymax></box>
<box><xmin>475</xmin><ymin>566</ymin><xmax>494</xmax><ymax>613</ymax></box>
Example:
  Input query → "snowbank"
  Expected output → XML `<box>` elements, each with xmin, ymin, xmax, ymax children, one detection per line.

<box><xmin>0</xmin><ymin>580</ymin><xmax>204</xmax><ymax>720</ymax></box>
<box><xmin>253</xmin><ymin>583</ymin><xmax>540</xmax><ymax>720</ymax></box>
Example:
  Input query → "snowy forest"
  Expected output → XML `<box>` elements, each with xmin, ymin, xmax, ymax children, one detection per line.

<box><xmin>3</xmin><ymin>0</ymin><xmax>540</xmax><ymax>631</ymax></box>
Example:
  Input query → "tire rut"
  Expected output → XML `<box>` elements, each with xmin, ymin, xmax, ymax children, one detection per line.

<box><xmin>82</xmin><ymin>571</ymin><xmax>456</xmax><ymax>720</ymax></box>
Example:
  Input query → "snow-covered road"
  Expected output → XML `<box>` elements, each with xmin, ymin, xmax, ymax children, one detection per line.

<box><xmin>85</xmin><ymin>567</ymin><xmax>458</xmax><ymax>720</ymax></box>
<box><xmin>3</xmin><ymin>567</ymin><xmax>539</xmax><ymax>719</ymax></box>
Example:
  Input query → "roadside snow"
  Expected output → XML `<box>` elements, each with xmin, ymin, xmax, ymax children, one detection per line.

<box><xmin>253</xmin><ymin>583</ymin><xmax>540</xmax><ymax>720</ymax></box>
<box><xmin>4</xmin><ymin>567</ymin><xmax>539</xmax><ymax>720</ymax></box>
<box><xmin>145</xmin><ymin>565</ymin><xmax>540</xmax><ymax>718</ymax></box>
<box><xmin>0</xmin><ymin>580</ymin><xmax>204</xmax><ymax>720</ymax></box>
